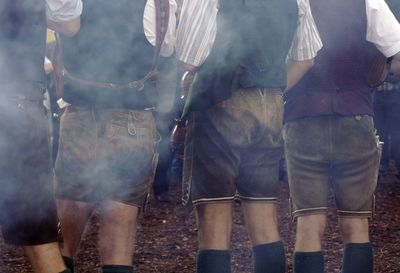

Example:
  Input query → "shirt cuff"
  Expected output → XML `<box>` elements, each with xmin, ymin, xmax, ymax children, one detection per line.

<box><xmin>177</xmin><ymin>55</ymin><xmax>203</xmax><ymax>68</ymax></box>
<box><xmin>380</xmin><ymin>41</ymin><xmax>400</xmax><ymax>58</ymax></box>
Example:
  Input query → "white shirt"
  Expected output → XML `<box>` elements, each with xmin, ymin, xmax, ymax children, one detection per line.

<box><xmin>176</xmin><ymin>0</ymin><xmax>322</xmax><ymax>67</ymax></box>
<box><xmin>366</xmin><ymin>0</ymin><xmax>400</xmax><ymax>57</ymax></box>
<box><xmin>177</xmin><ymin>0</ymin><xmax>400</xmax><ymax>67</ymax></box>
<box><xmin>144</xmin><ymin>0</ymin><xmax>177</xmax><ymax>57</ymax></box>
<box><xmin>45</xmin><ymin>0</ymin><xmax>83</xmax><ymax>22</ymax></box>
<box><xmin>46</xmin><ymin>0</ymin><xmax>177</xmax><ymax>57</ymax></box>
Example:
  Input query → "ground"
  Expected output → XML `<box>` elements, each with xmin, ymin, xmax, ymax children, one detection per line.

<box><xmin>1</xmin><ymin>170</ymin><xmax>399</xmax><ymax>273</ymax></box>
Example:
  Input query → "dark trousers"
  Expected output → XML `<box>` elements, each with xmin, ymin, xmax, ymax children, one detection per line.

<box><xmin>0</xmin><ymin>94</ymin><xmax>58</xmax><ymax>245</ymax></box>
<box><xmin>373</xmin><ymin>90</ymin><xmax>400</xmax><ymax>172</ymax></box>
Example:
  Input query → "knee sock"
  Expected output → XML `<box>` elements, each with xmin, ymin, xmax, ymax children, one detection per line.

<box><xmin>293</xmin><ymin>251</ymin><xmax>324</xmax><ymax>273</ymax></box>
<box><xmin>63</xmin><ymin>256</ymin><xmax>74</xmax><ymax>273</ymax></box>
<box><xmin>59</xmin><ymin>270</ymin><xmax>71</xmax><ymax>273</ymax></box>
<box><xmin>101</xmin><ymin>265</ymin><xmax>134</xmax><ymax>273</ymax></box>
<box><xmin>196</xmin><ymin>249</ymin><xmax>231</xmax><ymax>273</ymax></box>
<box><xmin>253</xmin><ymin>241</ymin><xmax>286</xmax><ymax>273</ymax></box>
<box><xmin>342</xmin><ymin>243</ymin><xmax>373</xmax><ymax>273</ymax></box>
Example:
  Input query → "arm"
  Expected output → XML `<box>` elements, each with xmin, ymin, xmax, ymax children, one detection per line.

<box><xmin>45</xmin><ymin>0</ymin><xmax>83</xmax><ymax>37</ymax></box>
<box><xmin>176</xmin><ymin>0</ymin><xmax>218</xmax><ymax>68</ymax></box>
<box><xmin>366</xmin><ymin>0</ymin><xmax>400</xmax><ymax>83</ymax></box>
<box><xmin>285</xmin><ymin>0</ymin><xmax>322</xmax><ymax>91</ymax></box>
<box><xmin>285</xmin><ymin>59</ymin><xmax>314</xmax><ymax>91</ymax></box>
<box><xmin>366</xmin><ymin>0</ymin><xmax>400</xmax><ymax>58</ymax></box>
<box><xmin>46</xmin><ymin>17</ymin><xmax>80</xmax><ymax>37</ymax></box>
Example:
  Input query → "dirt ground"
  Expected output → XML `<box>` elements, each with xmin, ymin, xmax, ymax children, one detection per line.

<box><xmin>1</xmin><ymin>170</ymin><xmax>400</xmax><ymax>273</ymax></box>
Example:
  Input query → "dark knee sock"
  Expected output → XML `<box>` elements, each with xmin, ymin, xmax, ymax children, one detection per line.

<box><xmin>101</xmin><ymin>265</ymin><xmax>134</xmax><ymax>273</ymax></box>
<box><xmin>342</xmin><ymin>243</ymin><xmax>373</xmax><ymax>273</ymax></box>
<box><xmin>196</xmin><ymin>249</ymin><xmax>231</xmax><ymax>273</ymax></box>
<box><xmin>253</xmin><ymin>241</ymin><xmax>286</xmax><ymax>273</ymax></box>
<box><xmin>294</xmin><ymin>251</ymin><xmax>324</xmax><ymax>273</ymax></box>
<box><xmin>63</xmin><ymin>256</ymin><xmax>74</xmax><ymax>273</ymax></box>
<box><xmin>59</xmin><ymin>270</ymin><xmax>71</xmax><ymax>273</ymax></box>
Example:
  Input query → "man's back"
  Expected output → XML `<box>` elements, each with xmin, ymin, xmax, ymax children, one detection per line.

<box><xmin>0</xmin><ymin>0</ymin><xmax>46</xmax><ymax>89</ymax></box>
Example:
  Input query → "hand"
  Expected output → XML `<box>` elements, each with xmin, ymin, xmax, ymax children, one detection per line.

<box><xmin>367</xmin><ymin>52</ymin><xmax>389</xmax><ymax>87</ymax></box>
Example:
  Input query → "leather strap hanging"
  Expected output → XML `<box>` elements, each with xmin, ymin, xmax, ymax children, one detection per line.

<box><xmin>153</xmin><ymin>0</ymin><xmax>170</xmax><ymax>66</ymax></box>
<box><xmin>52</xmin><ymin>32</ymin><xmax>64</xmax><ymax>100</ymax></box>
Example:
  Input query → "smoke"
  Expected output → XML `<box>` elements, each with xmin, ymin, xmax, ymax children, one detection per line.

<box><xmin>50</xmin><ymin>0</ymin><xmax>179</xmax><ymax>205</ymax></box>
<box><xmin>0</xmin><ymin>0</ymin><xmax>57</xmax><ymax>241</ymax></box>
<box><xmin>0</xmin><ymin>0</ymin><xmax>180</xmax><ymax>246</ymax></box>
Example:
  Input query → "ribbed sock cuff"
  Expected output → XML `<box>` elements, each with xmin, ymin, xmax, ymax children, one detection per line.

<box><xmin>196</xmin><ymin>249</ymin><xmax>231</xmax><ymax>273</ymax></box>
<box><xmin>342</xmin><ymin>243</ymin><xmax>373</xmax><ymax>273</ymax></box>
<box><xmin>101</xmin><ymin>265</ymin><xmax>134</xmax><ymax>273</ymax></box>
<box><xmin>294</xmin><ymin>251</ymin><xmax>324</xmax><ymax>273</ymax></box>
<box><xmin>63</xmin><ymin>256</ymin><xmax>74</xmax><ymax>273</ymax></box>
<box><xmin>253</xmin><ymin>241</ymin><xmax>286</xmax><ymax>273</ymax></box>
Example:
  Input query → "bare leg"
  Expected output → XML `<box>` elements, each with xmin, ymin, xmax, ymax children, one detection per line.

<box><xmin>24</xmin><ymin>242</ymin><xmax>67</xmax><ymax>273</ymax></box>
<box><xmin>339</xmin><ymin>217</ymin><xmax>373</xmax><ymax>273</ymax></box>
<box><xmin>292</xmin><ymin>214</ymin><xmax>327</xmax><ymax>273</ymax></box>
<box><xmin>242</xmin><ymin>202</ymin><xmax>285</xmax><ymax>273</ymax></box>
<box><xmin>195</xmin><ymin>202</ymin><xmax>232</xmax><ymax>273</ymax></box>
<box><xmin>98</xmin><ymin>200</ymin><xmax>139</xmax><ymax>265</ymax></box>
<box><xmin>241</xmin><ymin>202</ymin><xmax>280</xmax><ymax>245</ymax></box>
<box><xmin>295</xmin><ymin>214</ymin><xmax>326</xmax><ymax>252</ymax></box>
<box><xmin>196</xmin><ymin>202</ymin><xmax>232</xmax><ymax>250</ymax></box>
<box><xmin>339</xmin><ymin>217</ymin><xmax>369</xmax><ymax>244</ymax></box>
<box><xmin>56</xmin><ymin>199</ymin><xmax>94</xmax><ymax>258</ymax></box>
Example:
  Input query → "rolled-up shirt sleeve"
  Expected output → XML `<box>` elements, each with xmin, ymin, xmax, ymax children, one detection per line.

<box><xmin>287</xmin><ymin>0</ymin><xmax>323</xmax><ymax>61</ymax></box>
<box><xmin>45</xmin><ymin>0</ymin><xmax>83</xmax><ymax>22</ymax></box>
<box><xmin>176</xmin><ymin>0</ymin><xmax>218</xmax><ymax>67</ymax></box>
<box><xmin>366</xmin><ymin>0</ymin><xmax>400</xmax><ymax>57</ymax></box>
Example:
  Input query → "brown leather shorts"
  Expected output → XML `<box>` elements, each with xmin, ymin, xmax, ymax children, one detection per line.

<box><xmin>183</xmin><ymin>88</ymin><xmax>284</xmax><ymax>207</ymax></box>
<box><xmin>55</xmin><ymin>106</ymin><xmax>158</xmax><ymax>207</ymax></box>
<box><xmin>284</xmin><ymin>115</ymin><xmax>380</xmax><ymax>218</ymax></box>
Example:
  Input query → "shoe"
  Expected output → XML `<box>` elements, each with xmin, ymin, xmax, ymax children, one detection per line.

<box><xmin>155</xmin><ymin>192</ymin><xmax>173</xmax><ymax>203</ymax></box>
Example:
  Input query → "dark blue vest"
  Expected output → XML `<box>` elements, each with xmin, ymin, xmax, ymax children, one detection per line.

<box><xmin>0</xmin><ymin>0</ymin><xmax>46</xmax><ymax>87</ymax></box>
<box><xmin>61</xmin><ymin>0</ymin><xmax>157</xmax><ymax>108</ymax></box>
<box><xmin>186</xmin><ymin>0</ymin><xmax>298</xmax><ymax>112</ymax></box>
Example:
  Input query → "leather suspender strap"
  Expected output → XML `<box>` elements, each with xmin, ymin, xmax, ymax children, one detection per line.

<box><xmin>153</xmin><ymin>0</ymin><xmax>170</xmax><ymax>65</ymax></box>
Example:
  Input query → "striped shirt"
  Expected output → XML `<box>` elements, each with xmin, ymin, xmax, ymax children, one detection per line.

<box><xmin>176</xmin><ymin>0</ymin><xmax>323</xmax><ymax>67</ymax></box>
